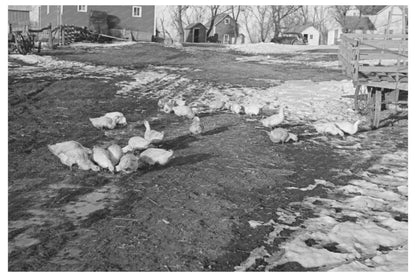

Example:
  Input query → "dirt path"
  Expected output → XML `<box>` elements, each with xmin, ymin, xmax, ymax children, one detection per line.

<box><xmin>8</xmin><ymin>43</ymin><xmax>407</xmax><ymax>271</ymax></box>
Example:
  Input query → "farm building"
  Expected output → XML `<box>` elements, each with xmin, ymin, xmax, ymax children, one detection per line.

<box><xmin>38</xmin><ymin>5</ymin><xmax>155</xmax><ymax>41</ymax></box>
<box><xmin>369</xmin><ymin>6</ymin><xmax>407</xmax><ymax>34</ymax></box>
<box><xmin>8</xmin><ymin>6</ymin><xmax>31</xmax><ymax>31</ymax></box>
<box><xmin>327</xmin><ymin>16</ymin><xmax>376</xmax><ymax>45</ymax></box>
<box><xmin>206</xmin><ymin>14</ymin><xmax>239</xmax><ymax>44</ymax></box>
<box><xmin>286</xmin><ymin>24</ymin><xmax>320</xmax><ymax>46</ymax></box>
<box><xmin>184</xmin><ymin>23</ymin><xmax>207</xmax><ymax>43</ymax></box>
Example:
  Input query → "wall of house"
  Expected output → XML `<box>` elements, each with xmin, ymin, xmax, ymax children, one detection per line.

<box><xmin>39</xmin><ymin>5</ymin><xmax>61</xmax><ymax>27</ymax></box>
<box><xmin>371</xmin><ymin>6</ymin><xmax>405</xmax><ymax>34</ymax></box>
<box><xmin>214</xmin><ymin>16</ymin><xmax>237</xmax><ymax>43</ymax></box>
<box><xmin>302</xmin><ymin>26</ymin><xmax>320</xmax><ymax>45</ymax></box>
<box><xmin>40</xmin><ymin>5</ymin><xmax>155</xmax><ymax>40</ymax></box>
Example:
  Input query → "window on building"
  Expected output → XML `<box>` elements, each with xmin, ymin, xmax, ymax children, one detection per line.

<box><xmin>77</xmin><ymin>6</ymin><xmax>87</xmax><ymax>12</ymax></box>
<box><xmin>46</xmin><ymin>5</ymin><xmax>49</xmax><ymax>14</ymax></box>
<box><xmin>224</xmin><ymin>18</ymin><xmax>230</xmax><ymax>24</ymax></box>
<box><xmin>132</xmin><ymin>6</ymin><xmax>142</xmax><ymax>17</ymax></box>
<box><xmin>310</xmin><ymin>34</ymin><xmax>313</xmax><ymax>39</ymax></box>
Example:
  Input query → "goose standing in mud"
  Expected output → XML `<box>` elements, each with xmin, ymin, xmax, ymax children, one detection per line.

<box><xmin>107</xmin><ymin>144</ymin><xmax>123</xmax><ymax>166</ymax></box>
<box><xmin>48</xmin><ymin>141</ymin><xmax>99</xmax><ymax>171</ymax></box>
<box><xmin>92</xmin><ymin>146</ymin><xmax>115</xmax><ymax>173</ymax></box>
<box><xmin>144</xmin><ymin>120</ymin><xmax>164</xmax><ymax>144</ymax></box>
<box><xmin>122</xmin><ymin>136</ymin><xmax>150</xmax><ymax>153</ymax></box>
<box><xmin>260</xmin><ymin>105</ymin><xmax>285</xmax><ymax>128</ymax></box>
<box><xmin>189</xmin><ymin>116</ymin><xmax>203</xmax><ymax>135</ymax></box>
<box><xmin>335</xmin><ymin>120</ymin><xmax>361</xmax><ymax>135</ymax></box>
<box><xmin>266</xmin><ymin>128</ymin><xmax>298</xmax><ymax>144</ymax></box>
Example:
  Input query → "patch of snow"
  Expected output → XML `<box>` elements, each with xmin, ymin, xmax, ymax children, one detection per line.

<box><xmin>234</xmin><ymin>246</ymin><xmax>270</xmax><ymax>271</ymax></box>
<box><xmin>70</xmin><ymin>41</ymin><xmax>138</xmax><ymax>48</ymax></box>
<box><xmin>228</xmin><ymin>43</ymin><xmax>338</xmax><ymax>55</ymax></box>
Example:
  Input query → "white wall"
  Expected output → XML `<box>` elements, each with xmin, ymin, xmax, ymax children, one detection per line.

<box><xmin>371</xmin><ymin>6</ymin><xmax>406</xmax><ymax>34</ymax></box>
<box><xmin>302</xmin><ymin>26</ymin><xmax>320</xmax><ymax>45</ymax></box>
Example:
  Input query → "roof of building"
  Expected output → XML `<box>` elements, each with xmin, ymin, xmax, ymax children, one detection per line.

<box><xmin>8</xmin><ymin>5</ymin><xmax>32</xmax><ymax>11</ymax></box>
<box><xmin>185</xmin><ymin>22</ymin><xmax>207</xmax><ymax>30</ymax></box>
<box><xmin>356</xmin><ymin>5</ymin><xmax>387</xmax><ymax>15</ymax></box>
<box><xmin>344</xmin><ymin>16</ymin><xmax>376</xmax><ymax>31</ymax></box>
<box><xmin>286</xmin><ymin>24</ymin><xmax>316</xmax><ymax>33</ymax></box>
<box><xmin>205</xmin><ymin>13</ymin><xmax>231</xmax><ymax>28</ymax></box>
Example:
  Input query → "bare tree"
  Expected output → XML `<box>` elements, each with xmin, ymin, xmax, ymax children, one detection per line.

<box><xmin>332</xmin><ymin>5</ymin><xmax>354</xmax><ymax>33</ymax></box>
<box><xmin>171</xmin><ymin>5</ymin><xmax>189</xmax><ymax>42</ymax></box>
<box><xmin>241</xmin><ymin>7</ymin><xmax>256</xmax><ymax>43</ymax></box>
<box><xmin>206</xmin><ymin>5</ymin><xmax>221</xmax><ymax>37</ymax></box>
<box><xmin>271</xmin><ymin>5</ymin><xmax>302</xmax><ymax>39</ymax></box>
<box><xmin>251</xmin><ymin>6</ymin><xmax>273</xmax><ymax>42</ymax></box>
<box><xmin>230</xmin><ymin>5</ymin><xmax>242</xmax><ymax>44</ymax></box>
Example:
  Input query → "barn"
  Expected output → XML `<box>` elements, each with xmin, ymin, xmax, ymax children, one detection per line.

<box><xmin>184</xmin><ymin>23</ymin><xmax>207</xmax><ymax>43</ymax></box>
<box><xmin>8</xmin><ymin>6</ymin><xmax>31</xmax><ymax>31</ymax></box>
<box><xmin>39</xmin><ymin>5</ymin><xmax>155</xmax><ymax>41</ymax></box>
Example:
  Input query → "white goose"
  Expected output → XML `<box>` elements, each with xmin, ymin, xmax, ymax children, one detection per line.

<box><xmin>92</xmin><ymin>146</ymin><xmax>114</xmax><ymax>173</ymax></box>
<box><xmin>189</xmin><ymin>116</ymin><xmax>203</xmax><ymax>135</ymax></box>
<box><xmin>107</xmin><ymin>144</ymin><xmax>123</xmax><ymax>166</ymax></box>
<box><xmin>104</xmin><ymin>112</ymin><xmax>127</xmax><ymax>126</ymax></box>
<box><xmin>89</xmin><ymin>116</ymin><xmax>116</xmax><ymax>130</ymax></box>
<box><xmin>48</xmin><ymin>141</ymin><xmax>99</xmax><ymax>171</ymax></box>
<box><xmin>122</xmin><ymin>136</ymin><xmax>150</xmax><ymax>153</ymax></box>
<box><xmin>139</xmin><ymin>148</ymin><xmax>174</xmax><ymax>166</ymax></box>
<box><xmin>172</xmin><ymin>105</ymin><xmax>195</xmax><ymax>119</ymax></box>
<box><xmin>266</xmin><ymin>128</ymin><xmax>298</xmax><ymax>144</ymax></box>
<box><xmin>335</xmin><ymin>120</ymin><xmax>361</xmax><ymax>135</ymax></box>
<box><xmin>115</xmin><ymin>153</ymin><xmax>141</xmax><ymax>173</ymax></box>
<box><xmin>230</xmin><ymin>103</ymin><xmax>242</xmax><ymax>114</ymax></box>
<box><xmin>144</xmin><ymin>120</ymin><xmax>164</xmax><ymax>144</ymax></box>
<box><xmin>208</xmin><ymin>100</ymin><xmax>225</xmax><ymax>111</ymax></box>
<box><xmin>244</xmin><ymin>104</ymin><xmax>261</xmax><ymax>116</ymax></box>
<box><xmin>313</xmin><ymin>122</ymin><xmax>344</xmax><ymax>136</ymax></box>
<box><xmin>260</xmin><ymin>105</ymin><xmax>285</xmax><ymax>128</ymax></box>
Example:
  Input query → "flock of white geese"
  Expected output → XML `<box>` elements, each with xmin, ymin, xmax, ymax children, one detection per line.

<box><xmin>48</xmin><ymin>98</ymin><xmax>361</xmax><ymax>173</ymax></box>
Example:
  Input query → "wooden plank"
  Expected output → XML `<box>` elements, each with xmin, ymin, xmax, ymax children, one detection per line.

<box><xmin>359</xmin><ymin>66</ymin><xmax>407</xmax><ymax>73</ymax></box>
<box><xmin>344</xmin><ymin>33</ymin><xmax>408</xmax><ymax>39</ymax></box>
<box><xmin>373</xmin><ymin>90</ymin><xmax>382</xmax><ymax>128</ymax></box>
<box><xmin>360</xmin><ymin>52</ymin><xmax>408</xmax><ymax>60</ymax></box>
<box><xmin>360</xmin><ymin>40</ymin><xmax>408</xmax><ymax>50</ymax></box>
<box><xmin>365</xmin><ymin>81</ymin><xmax>408</xmax><ymax>91</ymax></box>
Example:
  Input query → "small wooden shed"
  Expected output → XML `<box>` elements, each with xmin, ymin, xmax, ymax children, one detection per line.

<box><xmin>184</xmin><ymin>23</ymin><xmax>207</xmax><ymax>43</ymax></box>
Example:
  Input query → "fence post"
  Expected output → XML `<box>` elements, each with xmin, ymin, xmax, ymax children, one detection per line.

<box><xmin>61</xmin><ymin>25</ymin><xmax>65</xmax><ymax>45</ymax></box>
<box><xmin>48</xmin><ymin>23</ymin><xmax>53</xmax><ymax>48</ymax></box>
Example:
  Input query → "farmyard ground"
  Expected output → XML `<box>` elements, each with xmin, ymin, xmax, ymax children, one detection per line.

<box><xmin>8</xmin><ymin>42</ymin><xmax>408</xmax><ymax>271</ymax></box>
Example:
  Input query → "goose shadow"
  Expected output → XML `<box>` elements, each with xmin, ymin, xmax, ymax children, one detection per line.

<box><xmin>157</xmin><ymin>134</ymin><xmax>198</xmax><ymax>150</ymax></box>
<box><xmin>201</xmin><ymin>125</ymin><xmax>231</xmax><ymax>136</ymax></box>
<box><xmin>139</xmin><ymin>153</ymin><xmax>214</xmax><ymax>174</ymax></box>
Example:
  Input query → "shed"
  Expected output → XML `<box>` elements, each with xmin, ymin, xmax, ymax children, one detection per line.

<box><xmin>8</xmin><ymin>6</ymin><xmax>31</xmax><ymax>31</ymax></box>
<box><xmin>184</xmin><ymin>23</ymin><xmax>207</xmax><ymax>43</ymax></box>
<box><xmin>287</xmin><ymin>24</ymin><xmax>320</xmax><ymax>45</ymax></box>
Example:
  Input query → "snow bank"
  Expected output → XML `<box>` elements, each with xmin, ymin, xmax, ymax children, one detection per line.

<box><xmin>70</xmin><ymin>41</ymin><xmax>138</xmax><ymax>48</ymax></box>
<box><xmin>228</xmin><ymin>43</ymin><xmax>338</xmax><ymax>55</ymax></box>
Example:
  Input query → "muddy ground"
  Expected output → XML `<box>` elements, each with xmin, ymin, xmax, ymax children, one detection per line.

<box><xmin>8</xmin><ymin>43</ymin><xmax>407</xmax><ymax>271</ymax></box>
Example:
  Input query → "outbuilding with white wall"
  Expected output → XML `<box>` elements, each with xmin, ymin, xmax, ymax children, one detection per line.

<box><xmin>286</xmin><ymin>24</ymin><xmax>320</xmax><ymax>45</ymax></box>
